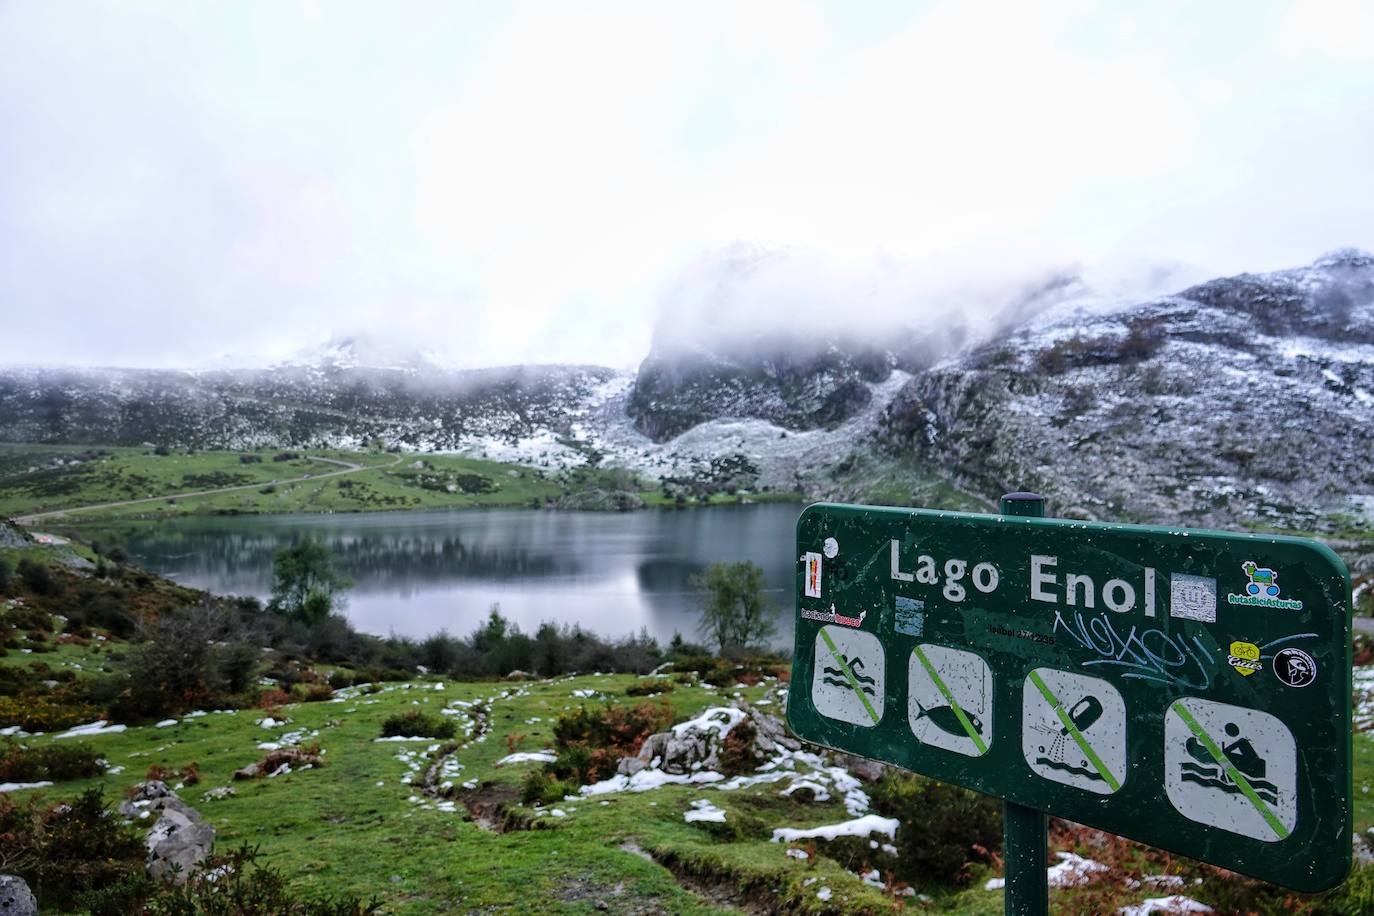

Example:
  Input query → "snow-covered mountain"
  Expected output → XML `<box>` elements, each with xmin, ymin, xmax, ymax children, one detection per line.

<box><xmin>1</xmin><ymin>251</ymin><xmax>1371</xmax><ymax>529</ymax></box>
<box><xmin>876</xmin><ymin>248</ymin><xmax>1374</xmax><ymax>528</ymax></box>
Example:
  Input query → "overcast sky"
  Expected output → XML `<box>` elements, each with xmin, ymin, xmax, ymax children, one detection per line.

<box><xmin>2</xmin><ymin>0</ymin><xmax>1372</xmax><ymax>370</ymax></box>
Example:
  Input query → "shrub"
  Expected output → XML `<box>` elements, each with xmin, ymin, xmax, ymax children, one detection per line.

<box><xmin>717</xmin><ymin>720</ymin><xmax>764</xmax><ymax>777</ymax></box>
<box><xmin>0</xmin><ymin>556</ymin><xmax>11</xmax><ymax>594</ymax></box>
<box><xmin>625</xmin><ymin>680</ymin><xmax>674</xmax><ymax>697</ymax></box>
<box><xmin>17</xmin><ymin>559</ymin><xmax>61</xmax><ymax>596</ymax></box>
<box><xmin>866</xmin><ymin>773</ymin><xmax>1002</xmax><ymax>887</ymax></box>
<box><xmin>77</xmin><ymin>843</ymin><xmax>381</xmax><ymax>915</ymax></box>
<box><xmin>0</xmin><ymin>739</ymin><xmax>106</xmax><ymax>782</ymax></box>
<box><xmin>0</xmin><ymin>695</ymin><xmax>104</xmax><ymax>732</ymax></box>
<box><xmin>298</xmin><ymin>683</ymin><xmax>334</xmax><ymax>702</ymax></box>
<box><xmin>380</xmin><ymin>709</ymin><xmax>456</xmax><ymax>740</ymax></box>
<box><xmin>521</xmin><ymin>768</ymin><xmax>579</xmax><ymax>806</ymax></box>
<box><xmin>546</xmin><ymin>700</ymin><xmax>673</xmax><ymax>783</ymax></box>
<box><xmin>0</xmin><ymin>602</ymin><xmax>53</xmax><ymax>632</ymax></box>
<box><xmin>0</xmin><ymin>787</ymin><xmax>145</xmax><ymax>910</ymax></box>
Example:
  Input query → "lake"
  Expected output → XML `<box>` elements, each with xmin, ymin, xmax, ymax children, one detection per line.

<box><xmin>93</xmin><ymin>504</ymin><xmax>803</xmax><ymax>648</ymax></box>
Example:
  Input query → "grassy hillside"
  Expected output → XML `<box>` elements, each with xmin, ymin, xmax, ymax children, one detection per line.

<box><xmin>0</xmin><ymin>443</ymin><xmax>805</xmax><ymax>523</ymax></box>
<box><xmin>7</xmin><ymin>647</ymin><xmax>1374</xmax><ymax>914</ymax></box>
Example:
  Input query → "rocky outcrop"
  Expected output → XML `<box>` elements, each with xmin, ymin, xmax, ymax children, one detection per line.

<box><xmin>0</xmin><ymin>522</ymin><xmax>28</xmax><ymax>549</ymax></box>
<box><xmin>617</xmin><ymin>700</ymin><xmax>799</xmax><ymax>777</ymax></box>
<box><xmin>0</xmin><ymin>876</ymin><xmax>36</xmax><ymax>916</ymax></box>
<box><xmin>628</xmin><ymin>338</ymin><xmax>892</xmax><ymax>442</ymax></box>
<box><xmin>877</xmin><ymin>250</ymin><xmax>1374</xmax><ymax>528</ymax></box>
<box><xmin>120</xmin><ymin>780</ymin><xmax>216</xmax><ymax>884</ymax></box>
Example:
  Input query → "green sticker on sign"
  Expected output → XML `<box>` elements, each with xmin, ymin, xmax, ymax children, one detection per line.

<box><xmin>786</xmin><ymin>503</ymin><xmax>1353</xmax><ymax>892</ymax></box>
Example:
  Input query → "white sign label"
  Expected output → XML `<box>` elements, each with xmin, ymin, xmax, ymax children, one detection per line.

<box><xmin>908</xmin><ymin>644</ymin><xmax>992</xmax><ymax>757</ymax></box>
<box><xmin>1170</xmin><ymin>573</ymin><xmax>1218</xmax><ymax>623</ymax></box>
<box><xmin>1164</xmin><ymin>697</ymin><xmax>1297</xmax><ymax>842</ymax></box>
<box><xmin>1022</xmin><ymin>668</ymin><xmax>1127</xmax><ymax>795</ymax></box>
<box><xmin>811</xmin><ymin>625</ymin><xmax>884</xmax><ymax>727</ymax></box>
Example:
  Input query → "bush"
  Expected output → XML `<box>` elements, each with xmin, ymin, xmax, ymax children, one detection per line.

<box><xmin>867</xmin><ymin>773</ymin><xmax>1002</xmax><ymax>887</ymax></box>
<box><xmin>0</xmin><ymin>556</ymin><xmax>11</xmax><ymax>594</ymax></box>
<box><xmin>0</xmin><ymin>602</ymin><xmax>53</xmax><ymax>633</ymax></box>
<box><xmin>546</xmin><ymin>700</ymin><xmax>673</xmax><ymax>783</ymax></box>
<box><xmin>100</xmin><ymin>606</ymin><xmax>256</xmax><ymax>722</ymax></box>
<box><xmin>0</xmin><ymin>694</ymin><xmax>104</xmax><ymax>732</ymax></box>
<box><xmin>77</xmin><ymin>843</ymin><xmax>381</xmax><ymax>915</ymax></box>
<box><xmin>380</xmin><ymin>709</ymin><xmax>456</xmax><ymax>740</ymax></box>
<box><xmin>0</xmin><ymin>739</ymin><xmax>106</xmax><ymax>782</ymax></box>
<box><xmin>625</xmin><ymin>679</ymin><xmax>674</xmax><ymax>697</ymax></box>
<box><xmin>0</xmin><ymin>787</ymin><xmax>146</xmax><ymax>910</ymax></box>
<box><xmin>521</xmin><ymin>768</ymin><xmax>580</xmax><ymax>806</ymax></box>
<box><xmin>17</xmin><ymin>559</ymin><xmax>61</xmax><ymax>596</ymax></box>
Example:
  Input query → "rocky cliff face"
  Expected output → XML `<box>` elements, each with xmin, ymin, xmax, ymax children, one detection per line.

<box><xmin>625</xmin><ymin>325</ymin><xmax>972</xmax><ymax>443</ymax></box>
<box><xmin>876</xmin><ymin>249</ymin><xmax>1374</xmax><ymax>527</ymax></box>
<box><xmin>0</xmin><ymin>364</ymin><xmax>614</xmax><ymax>451</ymax></box>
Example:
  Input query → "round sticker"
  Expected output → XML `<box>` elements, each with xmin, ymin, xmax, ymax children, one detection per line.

<box><xmin>823</xmin><ymin>537</ymin><xmax>839</xmax><ymax>559</ymax></box>
<box><xmin>1272</xmin><ymin>647</ymin><xmax>1316</xmax><ymax>688</ymax></box>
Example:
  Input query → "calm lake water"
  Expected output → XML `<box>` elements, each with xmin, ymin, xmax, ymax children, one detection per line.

<box><xmin>94</xmin><ymin>504</ymin><xmax>802</xmax><ymax>647</ymax></box>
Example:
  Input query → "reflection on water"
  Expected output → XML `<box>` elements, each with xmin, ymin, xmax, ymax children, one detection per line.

<box><xmin>90</xmin><ymin>504</ymin><xmax>801</xmax><ymax>646</ymax></box>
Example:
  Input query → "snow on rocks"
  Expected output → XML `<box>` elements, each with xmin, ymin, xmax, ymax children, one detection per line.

<box><xmin>154</xmin><ymin>719</ymin><xmax>178</xmax><ymax>728</ymax></box>
<box><xmin>984</xmin><ymin>852</ymin><xmax>1109</xmax><ymax>891</ymax></box>
<box><xmin>0</xmin><ymin>780</ymin><xmax>53</xmax><ymax>792</ymax></box>
<box><xmin>683</xmin><ymin>799</ymin><xmax>727</xmax><ymax>823</ymax></box>
<box><xmin>581</xmin><ymin>768</ymin><xmax>725</xmax><ymax>796</ymax></box>
<box><xmin>1119</xmin><ymin>895</ymin><xmax>1213</xmax><ymax>915</ymax></box>
<box><xmin>495</xmin><ymin>751</ymin><xmax>557</xmax><ymax>766</ymax></box>
<box><xmin>771</xmin><ymin>814</ymin><xmax>900</xmax><ymax>844</ymax></box>
<box><xmin>618</xmin><ymin>700</ymin><xmax>799</xmax><ymax>783</ymax></box>
<box><xmin>53</xmin><ymin>720</ymin><xmax>127</xmax><ymax>739</ymax></box>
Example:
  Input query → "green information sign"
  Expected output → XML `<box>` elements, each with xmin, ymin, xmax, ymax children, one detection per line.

<box><xmin>786</xmin><ymin>503</ymin><xmax>1353</xmax><ymax>892</ymax></box>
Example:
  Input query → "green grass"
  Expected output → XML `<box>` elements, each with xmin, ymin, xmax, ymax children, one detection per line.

<box><xmin>3</xmin><ymin>670</ymin><xmax>896</xmax><ymax>914</ymax></box>
<box><xmin>825</xmin><ymin>452</ymin><xmax>992</xmax><ymax>513</ymax></box>
<box><xmin>9</xmin><ymin>625</ymin><xmax>1374</xmax><ymax>914</ymax></box>
<box><xmin>0</xmin><ymin>444</ymin><xmax>393</xmax><ymax>519</ymax></box>
<box><xmin>0</xmin><ymin>443</ymin><xmax>798</xmax><ymax>522</ymax></box>
<box><xmin>6</xmin><ymin>631</ymin><xmax>1374</xmax><ymax>913</ymax></box>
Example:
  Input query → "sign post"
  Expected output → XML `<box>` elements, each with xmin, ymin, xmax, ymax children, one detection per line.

<box><xmin>787</xmin><ymin>497</ymin><xmax>1353</xmax><ymax>897</ymax></box>
<box><xmin>999</xmin><ymin>492</ymin><xmax>1049</xmax><ymax>916</ymax></box>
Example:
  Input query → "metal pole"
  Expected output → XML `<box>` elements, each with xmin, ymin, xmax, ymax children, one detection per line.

<box><xmin>999</xmin><ymin>491</ymin><xmax>1049</xmax><ymax>916</ymax></box>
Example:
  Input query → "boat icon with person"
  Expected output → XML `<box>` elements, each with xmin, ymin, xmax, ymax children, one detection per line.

<box><xmin>1180</xmin><ymin>722</ymin><xmax>1280</xmax><ymax>805</ymax></box>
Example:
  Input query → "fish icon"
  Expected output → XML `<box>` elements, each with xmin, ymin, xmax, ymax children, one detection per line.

<box><xmin>913</xmin><ymin>700</ymin><xmax>983</xmax><ymax>738</ymax></box>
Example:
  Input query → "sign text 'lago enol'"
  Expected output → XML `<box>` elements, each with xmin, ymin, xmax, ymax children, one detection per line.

<box><xmin>786</xmin><ymin>504</ymin><xmax>1353</xmax><ymax>892</ymax></box>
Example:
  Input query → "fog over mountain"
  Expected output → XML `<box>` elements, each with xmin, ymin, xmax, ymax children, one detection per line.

<box><xmin>2</xmin><ymin>1</ymin><xmax>1373</xmax><ymax>370</ymax></box>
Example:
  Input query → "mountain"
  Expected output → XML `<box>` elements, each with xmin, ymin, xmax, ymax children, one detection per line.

<box><xmin>875</xmin><ymin>249</ymin><xmax>1374</xmax><ymax>527</ymax></box>
<box><xmin>0</xmin><ymin>363</ymin><xmax>617</xmax><ymax>452</ymax></box>
<box><xmin>1</xmin><ymin>251</ymin><xmax>1371</xmax><ymax>530</ymax></box>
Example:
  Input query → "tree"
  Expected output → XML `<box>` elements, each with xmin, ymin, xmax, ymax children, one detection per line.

<box><xmin>269</xmin><ymin>540</ymin><xmax>351</xmax><ymax>625</ymax></box>
<box><xmin>690</xmin><ymin>561</ymin><xmax>777</xmax><ymax>657</ymax></box>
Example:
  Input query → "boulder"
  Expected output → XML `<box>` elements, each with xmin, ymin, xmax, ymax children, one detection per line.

<box><xmin>0</xmin><ymin>875</ymin><xmax>36</xmax><ymax>916</ymax></box>
<box><xmin>833</xmin><ymin>752</ymin><xmax>887</xmax><ymax>783</ymax></box>
<box><xmin>146</xmin><ymin>806</ymin><xmax>215</xmax><ymax>883</ymax></box>
<box><xmin>118</xmin><ymin>780</ymin><xmax>176</xmax><ymax>818</ymax></box>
